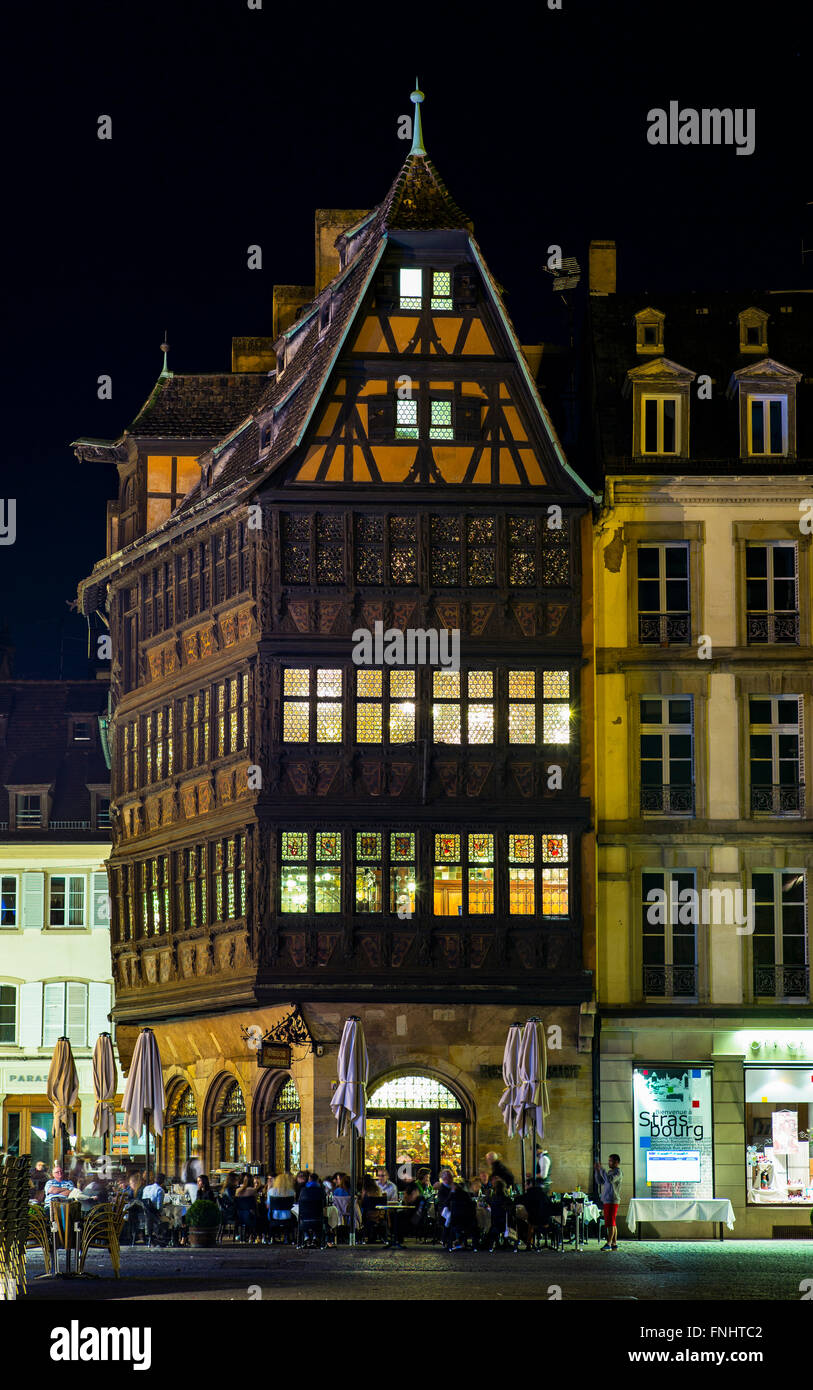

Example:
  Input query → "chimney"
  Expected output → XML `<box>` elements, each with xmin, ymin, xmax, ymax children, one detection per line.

<box><xmin>314</xmin><ymin>209</ymin><xmax>370</xmax><ymax>292</ymax></box>
<box><xmin>231</xmin><ymin>337</ymin><xmax>276</xmax><ymax>373</ymax></box>
<box><xmin>272</xmin><ymin>285</ymin><xmax>316</xmax><ymax>340</ymax></box>
<box><xmin>589</xmin><ymin>240</ymin><xmax>616</xmax><ymax>296</ymax></box>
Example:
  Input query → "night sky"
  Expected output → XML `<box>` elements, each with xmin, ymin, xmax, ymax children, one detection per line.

<box><xmin>3</xmin><ymin>0</ymin><xmax>809</xmax><ymax>678</ymax></box>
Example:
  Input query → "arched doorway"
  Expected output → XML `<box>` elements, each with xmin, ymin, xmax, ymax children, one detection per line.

<box><xmin>262</xmin><ymin>1077</ymin><xmax>302</xmax><ymax>1175</ymax></box>
<box><xmin>211</xmin><ymin>1079</ymin><xmax>247</xmax><ymax>1168</ymax></box>
<box><xmin>365</xmin><ymin>1073</ymin><xmax>467</xmax><ymax>1181</ymax></box>
<box><xmin>162</xmin><ymin>1084</ymin><xmax>198</xmax><ymax>1179</ymax></box>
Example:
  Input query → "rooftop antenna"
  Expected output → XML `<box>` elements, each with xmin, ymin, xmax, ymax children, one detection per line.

<box><xmin>160</xmin><ymin>329</ymin><xmax>170</xmax><ymax>376</ymax></box>
<box><xmin>410</xmin><ymin>79</ymin><xmax>427</xmax><ymax>158</ymax></box>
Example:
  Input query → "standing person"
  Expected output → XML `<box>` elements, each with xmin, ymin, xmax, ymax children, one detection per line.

<box><xmin>182</xmin><ymin>1147</ymin><xmax>204</xmax><ymax>1204</ymax></box>
<box><xmin>594</xmin><ymin>1154</ymin><xmax>622</xmax><ymax>1251</ymax></box>
<box><xmin>485</xmin><ymin>1151</ymin><xmax>516</xmax><ymax>1191</ymax></box>
<box><xmin>298</xmin><ymin>1171</ymin><xmax>326</xmax><ymax>1246</ymax></box>
<box><xmin>483</xmin><ymin>1177</ymin><xmax>513</xmax><ymax>1251</ymax></box>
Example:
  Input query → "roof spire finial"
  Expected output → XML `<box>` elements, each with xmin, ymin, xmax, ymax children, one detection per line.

<box><xmin>410</xmin><ymin>78</ymin><xmax>427</xmax><ymax>158</ymax></box>
<box><xmin>160</xmin><ymin>329</ymin><xmax>170</xmax><ymax>376</ymax></box>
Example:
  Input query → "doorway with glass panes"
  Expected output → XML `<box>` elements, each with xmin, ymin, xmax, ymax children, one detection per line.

<box><xmin>364</xmin><ymin>1073</ymin><xmax>467</xmax><ymax>1182</ymax></box>
<box><xmin>3</xmin><ymin>1096</ymin><xmax>78</xmax><ymax>1167</ymax></box>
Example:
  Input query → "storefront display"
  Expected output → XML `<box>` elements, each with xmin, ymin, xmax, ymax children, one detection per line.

<box><xmin>744</xmin><ymin>1067</ymin><xmax>812</xmax><ymax>1206</ymax></box>
<box><xmin>632</xmin><ymin>1065</ymin><xmax>714</xmax><ymax>1200</ymax></box>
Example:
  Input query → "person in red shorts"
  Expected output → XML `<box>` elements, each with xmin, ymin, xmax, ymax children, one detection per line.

<box><xmin>594</xmin><ymin>1153</ymin><xmax>622</xmax><ymax>1250</ymax></box>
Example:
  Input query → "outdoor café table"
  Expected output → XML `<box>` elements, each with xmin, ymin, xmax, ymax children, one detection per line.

<box><xmin>625</xmin><ymin>1198</ymin><xmax>736</xmax><ymax>1241</ymax></box>
<box><xmin>381</xmin><ymin>1202</ymin><xmax>409</xmax><ymax>1246</ymax></box>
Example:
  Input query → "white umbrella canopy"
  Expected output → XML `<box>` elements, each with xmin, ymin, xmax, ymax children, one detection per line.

<box><xmin>91</xmin><ymin>1033</ymin><xmax>118</xmax><ymax>1140</ymax></box>
<box><xmin>121</xmin><ymin>1027</ymin><xmax>165</xmax><ymax>1142</ymax></box>
<box><xmin>47</xmin><ymin>1037</ymin><xmax>79</xmax><ymax>1136</ymax></box>
<box><xmin>515</xmin><ymin>1018</ymin><xmax>549</xmax><ymax>1139</ymax></box>
<box><xmin>498</xmin><ymin>1023</ymin><xmax>522</xmax><ymax>1138</ymax></box>
<box><xmin>330</xmin><ymin>1017</ymin><xmax>369</xmax><ymax>1138</ymax></box>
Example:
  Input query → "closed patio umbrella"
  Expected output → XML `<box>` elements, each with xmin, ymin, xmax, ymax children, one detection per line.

<box><xmin>47</xmin><ymin>1037</ymin><xmax>79</xmax><ymax>1167</ymax></box>
<box><xmin>515</xmin><ymin>1018</ymin><xmax>549</xmax><ymax>1184</ymax></box>
<box><xmin>330</xmin><ymin>1016</ymin><xmax>368</xmax><ymax>1244</ymax></box>
<box><xmin>91</xmin><ymin>1033</ymin><xmax>118</xmax><ymax>1156</ymax></box>
<box><xmin>121</xmin><ymin>1027</ymin><xmax>165</xmax><ymax>1184</ymax></box>
<box><xmin>498</xmin><ymin>1022</ymin><xmax>524</xmax><ymax>1186</ymax></box>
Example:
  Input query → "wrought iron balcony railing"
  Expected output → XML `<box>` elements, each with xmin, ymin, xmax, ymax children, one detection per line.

<box><xmin>746</xmin><ymin>611</ymin><xmax>800</xmax><ymax>645</ymax></box>
<box><xmin>750</xmin><ymin>783</ymin><xmax>805</xmax><ymax>816</ymax></box>
<box><xmin>642</xmin><ymin>964</ymin><xmax>698</xmax><ymax>999</ymax></box>
<box><xmin>641</xmin><ymin>784</ymin><xmax>695</xmax><ymax>816</ymax></box>
<box><xmin>753</xmin><ymin>963</ymin><xmax>810</xmax><ymax>1001</ymax></box>
<box><xmin>638</xmin><ymin>613</ymin><xmax>691</xmax><ymax>645</ymax></box>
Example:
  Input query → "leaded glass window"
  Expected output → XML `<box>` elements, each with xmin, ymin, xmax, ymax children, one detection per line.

<box><xmin>432</xmin><ymin>669</ymin><xmax>494</xmax><ymax>745</ymax></box>
<box><xmin>282</xmin><ymin>513</ymin><xmax>311</xmax><ymax>584</ymax></box>
<box><xmin>431</xmin><ymin>270</ymin><xmax>453</xmax><ymax>310</ymax></box>
<box><xmin>281</xmin><ymin>831</ymin><xmax>309</xmax><ymax>913</ymax></box>
<box><xmin>283</xmin><ymin>668</ymin><xmax>343</xmax><ymax>743</ymax></box>
<box><xmin>468</xmin><ymin>832</ymin><xmax>494</xmax><ymax>915</ymax></box>
<box><xmin>368</xmin><ymin>1075</ymin><xmax>462</xmax><ymax>1111</ymax></box>
<box><xmin>396</xmin><ymin>398</ymin><xmax>419</xmax><ymax>439</ymax></box>
<box><xmin>466</xmin><ymin>516</ymin><xmax>496</xmax><ymax>585</ymax></box>
<box><xmin>315</xmin><ymin>831</ymin><xmax>341</xmax><ymax>912</ymax></box>
<box><xmin>399</xmin><ymin>267</ymin><xmax>422</xmax><ymax>310</ymax></box>
<box><xmin>467</xmin><ymin>670</ymin><xmax>494</xmax><ymax>744</ymax></box>
<box><xmin>431</xmin><ymin>516</ymin><xmax>460</xmax><ymax>586</ymax></box>
<box><xmin>541</xmin><ymin>523</ymin><xmax>570</xmax><ymax>585</ymax></box>
<box><xmin>509</xmin><ymin>670</ymin><xmax>535</xmax><ymax>743</ymax></box>
<box><xmin>316</xmin><ymin>514</ymin><xmax>344</xmax><ymax>584</ymax></box>
<box><xmin>430</xmin><ymin>398</ymin><xmax>454</xmax><ymax>441</ymax></box>
<box><xmin>355</xmin><ymin>668</ymin><xmax>415</xmax><ymax>744</ymax></box>
<box><xmin>509</xmin><ymin>833</ymin><xmax>535</xmax><ymax>915</ymax></box>
<box><xmin>508</xmin><ymin>516</ymin><xmax>536</xmax><ymax>586</ymax></box>
<box><xmin>390</xmin><ymin>831</ymin><xmax>417</xmax><ymax>915</ymax></box>
<box><xmin>275</xmin><ymin>1078</ymin><xmax>300</xmax><ymax>1112</ymax></box>
<box><xmin>389</xmin><ymin>516</ymin><xmax>417</xmax><ymax>584</ymax></box>
<box><xmin>355</xmin><ymin>515</ymin><xmax>384</xmax><ymax>584</ymax></box>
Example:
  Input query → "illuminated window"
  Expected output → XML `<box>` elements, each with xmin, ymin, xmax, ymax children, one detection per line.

<box><xmin>399</xmin><ymin>267</ymin><xmax>422</xmax><ymax>309</ymax></box>
<box><xmin>356</xmin><ymin>831</ymin><xmax>382</xmax><ymax>913</ymax></box>
<box><xmin>390</xmin><ymin>831</ymin><xmax>416</xmax><ymax>916</ymax></box>
<box><xmin>466</xmin><ymin>516</ymin><xmax>496</xmax><ymax>585</ymax></box>
<box><xmin>467</xmin><ymin>833</ymin><xmax>494</xmax><ymax>915</ymax></box>
<box><xmin>281</xmin><ymin>831</ymin><xmax>309</xmax><ymax>913</ymax></box>
<box><xmin>389</xmin><ymin>669</ymin><xmax>416</xmax><ymax>742</ymax></box>
<box><xmin>509</xmin><ymin>670</ymin><xmax>535</xmax><ymax>744</ymax></box>
<box><xmin>642</xmin><ymin>395</ymin><xmax>680</xmax><ymax>454</ymax></box>
<box><xmin>396</xmin><ymin>398</ymin><xmax>419</xmax><ymax>439</ymax></box>
<box><xmin>356</xmin><ymin>670</ymin><xmax>383</xmax><ymax>742</ymax></box>
<box><xmin>542</xmin><ymin>834</ymin><xmax>569</xmax><ymax>916</ymax></box>
<box><xmin>542</xmin><ymin>670</ymin><xmax>571</xmax><ymax>744</ymax></box>
<box><xmin>214</xmin><ymin>835</ymin><xmax>244</xmax><ymax>920</ymax></box>
<box><xmin>356</xmin><ymin>668</ymin><xmax>416</xmax><ymax>744</ymax></box>
<box><xmin>282</xmin><ymin>668</ymin><xmax>343</xmax><ymax>743</ymax></box>
<box><xmin>508</xmin><ymin>516</ymin><xmax>536</xmax><ymax>586</ymax></box>
<box><xmin>434</xmin><ymin>833</ymin><xmax>462</xmax><ymax>917</ymax></box>
<box><xmin>216</xmin><ymin>1081</ymin><xmax>247</xmax><ymax>1166</ymax></box>
<box><xmin>184</xmin><ymin>846</ymin><xmax>208</xmax><ymax>928</ymax></box>
<box><xmin>433</xmin><ymin>832</ymin><xmax>494</xmax><ymax>916</ymax></box>
<box><xmin>432</xmin><ymin>669</ymin><xmax>461</xmax><ymax>744</ymax></box>
<box><xmin>747</xmin><ymin>396</ymin><xmax>787</xmax><ymax>456</ymax></box>
<box><xmin>315</xmin><ymin>832</ymin><xmax>342</xmax><ymax>912</ymax></box>
<box><xmin>430</xmin><ymin>399</ymin><xmax>454</xmax><ymax>441</ymax></box>
<box><xmin>467</xmin><ymin>670</ymin><xmax>494</xmax><ymax>744</ymax></box>
<box><xmin>431</xmin><ymin>270</ymin><xmax>453</xmax><ymax>311</ymax></box>
<box><xmin>508</xmin><ymin>834</ymin><xmax>535</xmax><ymax>915</ymax></box>
<box><xmin>432</xmin><ymin>669</ymin><xmax>494</xmax><ymax>745</ymax></box>
<box><xmin>431</xmin><ymin>516</ymin><xmax>460</xmax><ymax>585</ymax></box>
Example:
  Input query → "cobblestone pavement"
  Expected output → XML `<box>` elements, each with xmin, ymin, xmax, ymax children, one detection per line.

<box><xmin>22</xmin><ymin>1239</ymin><xmax>813</xmax><ymax>1301</ymax></box>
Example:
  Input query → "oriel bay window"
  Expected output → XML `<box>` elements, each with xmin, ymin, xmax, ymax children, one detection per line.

<box><xmin>432</xmin><ymin>670</ymin><xmax>494</xmax><ymax>744</ymax></box>
<box><xmin>641</xmin><ymin>870</ymin><xmax>698</xmax><ymax>1000</ymax></box>
<box><xmin>432</xmin><ymin>832</ymin><xmax>495</xmax><ymax>917</ymax></box>
<box><xmin>355</xmin><ymin>831</ymin><xmax>416</xmax><ymax>914</ymax></box>
<box><xmin>637</xmin><ymin>543</ymin><xmax>690</xmax><ymax>644</ymax></box>
<box><xmin>213</xmin><ymin>835</ymin><xmax>245</xmax><ymax>921</ymax></box>
<box><xmin>746</xmin><ymin>543</ymin><xmax>799</xmax><ymax>644</ymax></box>
<box><xmin>640</xmin><ymin>697</ymin><xmax>694</xmax><ymax>815</ymax></box>
<box><xmin>752</xmin><ymin>870</ymin><xmax>809</xmax><ymax>1000</ymax></box>
<box><xmin>508</xmin><ymin>833</ymin><xmax>569</xmax><ymax>917</ymax></box>
<box><xmin>281</xmin><ymin>513</ymin><xmax>345</xmax><ymax>585</ymax></box>
<box><xmin>216</xmin><ymin>675</ymin><xmax>250</xmax><ymax>757</ymax></box>
<box><xmin>749</xmin><ymin>696</ymin><xmax>804</xmax><ymax>815</ymax></box>
<box><xmin>282</xmin><ymin>668</ymin><xmax>342</xmax><ymax>743</ymax></box>
<box><xmin>280</xmin><ymin>831</ymin><xmax>342</xmax><ymax>913</ymax></box>
<box><xmin>356</xmin><ymin>669</ymin><xmax>416</xmax><ymax>743</ymax></box>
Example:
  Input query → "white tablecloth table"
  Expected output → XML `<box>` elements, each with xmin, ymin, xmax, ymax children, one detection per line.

<box><xmin>626</xmin><ymin>1198</ymin><xmax>735</xmax><ymax>1240</ymax></box>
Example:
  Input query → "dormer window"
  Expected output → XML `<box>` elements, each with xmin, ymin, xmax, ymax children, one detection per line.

<box><xmin>319</xmin><ymin>300</ymin><xmax>331</xmax><ymax>335</ymax></box>
<box><xmin>430</xmin><ymin>271</ymin><xmax>453</xmax><ymax>311</ymax></box>
<box><xmin>72</xmin><ymin>720</ymin><xmax>91</xmax><ymax>743</ymax></box>
<box><xmin>17</xmin><ymin>794</ymin><xmax>42</xmax><ymax>827</ymax></box>
<box><xmin>730</xmin><ymin>358</ymin><xmax>801</xmax><ymax>459</ymax></box>
<box><xmin>738</xmin><ymin>307</ymin><xmax>768</xmax><ymax>355</ymax></box>
<box><xmin>627</xmin><ymin>358</ymin><xmax>695</xmax><ymax>459</ymax></box>
<box><xmin>634</xmin><ymin>307</ymin><xmax>665</xmax><ymax>355</ymax></box>
<box><xmin>399</xmin><ymin>268</ymin><xmax>422</xmax><ymax>310</ymax></box>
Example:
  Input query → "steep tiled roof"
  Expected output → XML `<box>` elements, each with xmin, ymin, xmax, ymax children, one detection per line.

<box><xmin>128</xmin><ymin>371</ymin><xmax>268</xmax><ymax>439</ymax></box>
<box><xmin>0</xmin><ymin>681</ymin><xmax>110</xmax><ymax>839</ymax></box>
<box><xmin>380</xmin><ymin>153</ymin><xmax>472</xmax><ymax>231</ymax></box>
<box><xmin>589</xmin><ymin>290</ymin><xmax>813</xmax><ymax>475</ymax></box>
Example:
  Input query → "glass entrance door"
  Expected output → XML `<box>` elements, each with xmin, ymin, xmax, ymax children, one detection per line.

<box><xmin>29</xmin><ymin>1112</ymin><xmax>54</xmax><ymax>1167</ymax></box>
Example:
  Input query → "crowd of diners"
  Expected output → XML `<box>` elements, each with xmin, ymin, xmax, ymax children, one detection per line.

<box><xmin>24</xmin><ymin>1148</ymin><xmax>561</xmax><ymax>1251</ymax></box>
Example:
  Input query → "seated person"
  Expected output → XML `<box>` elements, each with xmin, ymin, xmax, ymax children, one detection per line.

<box><xmin>266</xmin><ymin>1172</ymin><xmax>297</xmax><ymax>1243</ymax></box>
<box><xmin>359</xmin><ymin>1175</ymin><xmax>385</xmax><ymax>1243</ymax></box>
<box><xmin>375</xmin><ymin>1167</ymin><xmax>398</xmax><ymax>1204</ymax></box>
<box><xmin>447</xmin><ymin>1181</ymin><xmax>478</xmax><ymax>1251</ymax></box>
<box><xmin>30</xmin><ymin>1161</ymin><xmax>49</xmax><ymax>1200</ymax></box>
<box><xmin>415</xmin><ymin>1168</ymin><xmax>435</xmax><ymax>1200</ymax></box>
<box><xmin>234</xmin><ymin>1173</ymin><xmax>261</xmax><ymax>1241</ymax></box>
<box><xmin>43</xmin><ymin>1165</ymin><xmax>73</xmax><ymax>1210</ymax></box>
<box><xmin>520</xmin><ymin>1180</ymin><xmax>553</xmax><ymax>1246</ymax></box>
<box><xmin>298</xmin><ymin>1171</ymin><xmax>326</xmax><ymax>1244</ymax></box>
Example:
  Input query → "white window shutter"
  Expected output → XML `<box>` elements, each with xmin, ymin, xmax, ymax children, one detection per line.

<box><xmin>42</xmin><ymin>983</ymin><xmax>65</xmax><ymax>1047</ymax></box>
<box><xmin>91</xmin><ymin>871</ymin><xmax>111</xmax><ymax>929</ymax></box>
<box><xmin>18</xmin><ymin>983</ymin><xmax>41</xmax><ymax>1048</ymax></box>
<box><xmin>21</xmin><ymin>871</ymin><xmax>45</xmax><ymax>930</ymax></box>
<box><xmin>87</xmin><ymin>982</ymin><xmax>112</xmax><ymax>1041</ymax></box>
<box><xmin>66</xmin><ymin>982</ymin><xmax>88</xmax><ymax>1047</ymax></box>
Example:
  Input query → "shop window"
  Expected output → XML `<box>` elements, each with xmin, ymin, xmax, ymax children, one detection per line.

<box><xmin>641</xmin><ymin>870</ymin><xmax>698</xmax><ymax>999</ymax></box>
<box><xmin>632</xmin><ymin>1066</ymin><xmax>714</xmax><ymax>1199</ymax></box>
<box><xmin>745</xmin><ymin>543</ymin><xmax>799</xmax><ymax>644</ymax></box>
<box><xmin>749</xmin><ymin>697</ymin><xmax>804</xmax><ymax>816</ymax></box>
<box><xmin>366</xmin><ymin>1072</ymin><xmax>465</xmax><ymax>1182</ymax></box>
<box><xmin>639</xmin><ymin>697</ymin><xmax>694</xmax><ymax>815</ymax></box>
<box><xmin>745</xmin><ymin>1067</ymin><xmax>812</xmax><ymax>1206</ymax></box>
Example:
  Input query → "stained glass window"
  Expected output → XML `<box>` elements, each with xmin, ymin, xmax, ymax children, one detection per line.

<box><xmin>283</xmin><ymin>701</ymin><xmax>309</xmax><ymax>741</ymax></box>
<box><xmin>389</xmin><ymin>516</ymin><xmax>417</xmax><ymax>584</ymax></box>
<box><xmin>467</xmin><ymin>516</ymin><xmax>496</xmax><ymax>585</ymax></box>
<box><xmin>433</xmin><ymin>671</ymin><xmax>460</xmax><ymax>700</ymax></box>
<box><xmin>317</xmin><ymin>669</ymin><xmax>342</xmax><ymax>698</ymax></box>
<box><xmin>543</xmin><ymin>702</ymin><xmax>570</xmax><ymax>743</ymax></box>
<box><xmin>357</xmin><ymin>832</ymin><xmax>382</xmax><ymax>860</ymax></box>
<box><xmin>509</xmin><ymin>834</ymin><xmax>534</xmax><ymax>863</ymax></box>
<box><xmin>316</xmin><ymin>832</ymin><xmax>341</xmax><ymax>861</ymax></box>
<box><xmin>357</xmin><ymin>670</ymin><xmax>382</xmax><ymax>698</ymax></box>
<box><xmin>468</xmin><ymin>833</ymin><xmax>493</xmax><ymax>862</ymax></box>
<box><xmin>435</xmin><ymin>834</ymin><xmax>460</xmax><ymax>862</ymax></box>
<box><xmin>508</xmin><ymin>515</ymin><xmax>536</xmax><ymax>586</ymax></box>
<box><xmin>509</xmin><ymin>669</ymin><xmax>536</xmax><ymax>744</ymax></box>
<box><xmin>357</xmin><ymin>702</ymin><xmax>382</xmax><ymax>742</ymax></box>
<box><xmin>543</xmin><ymin>671</ymin><xmax>570</xmax><ymax>698</ymax></box>
<box><xmin>468</xmin><ymin>833</ymin><xmax>494</xmax><ymax>914</ymax></box>
<box><xmin>284</xmin><ymin>668</ymin><xmax>309</xmax><ymax>696</ymax></box>
<box><xmin>431</xmin><ymin>270</ymin><xmax>453</xmax><ymax>310</ymax></box>
<box><xmin>542</xmin><ymin>834</ymin><xmax>568</xmax><ymax>862</ymax></box>
<box><xmin>316</xmin><ymin>867</ymin><xmax>341</xmax><ymax>912</ymax></box>
<box><xmin>542</xmin><ymin>867</ymin><xmax>569</xmax><ymax>916</ymax></box>
<box><xmin>396</xmin><ymin>398</ymin><xmax>419</xmax><ymax>439</ymax></box>
<box><xmin>391</xmin><ymin>832</ymin><xmax>415</xmax><ymax>861</ymax></box>
<box><xmin>368</xmin><ymin>1075</ymin><xmax>463</xmax><ymax>1111</ymax></box>
<box><xmin>282</xmin><ymin>832</ymin><xmax>308</xmax><ymax>860</ymax></box>
<box><xmin>431</xmin><ymin>516</ymin><xmax>460</xmax><ymax>585</ymax></box>
<box><xmin>399</xmin><ymin>267</ymin><xmax>422</xmax><ymax>310</ymax></box>
<box><xmin>430</xmin><ymin>399</ymin><xmax>454</xmax><ymax>441</ymax></box>
<box><xmin>274</xmin><ymin>1078</ymin><xmax>300</xmax><ymax>1112</ymax></box>
<box><xmin>356</xmin><ymin>864</ymin><xmax>382</xmax><ymax>913</ymax></box>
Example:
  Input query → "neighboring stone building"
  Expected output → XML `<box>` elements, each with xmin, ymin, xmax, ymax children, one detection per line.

<box><xmin>588</xmin><ymin>242</ymin><xmax>813</xmax><ymax>1235</ymax></box>
<box><xmin>77</xmin><ymin>95</ymin><xmax>599</xmax><ymax>1187</ymax></box>
<box><xmin>0</xmin><ymin>680</ymin><xmax>117</xmax><ymax>1166</ymax></box>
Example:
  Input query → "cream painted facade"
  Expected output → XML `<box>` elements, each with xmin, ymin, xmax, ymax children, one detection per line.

<box><xmin>594</xmin><ymin>474</ymin><xmax>813</xmax><ymax>1236</ymax></box>
<box><xmin>0</xmin><ymin>839</ymin><xmax>117</xmax><ymax>1165</ymax></box>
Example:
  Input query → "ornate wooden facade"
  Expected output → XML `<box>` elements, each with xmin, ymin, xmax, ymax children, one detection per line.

<box><xmin>78</xmin><ymin>128</ymin><xmax>597</xmax><ymax>1033</ymax></box>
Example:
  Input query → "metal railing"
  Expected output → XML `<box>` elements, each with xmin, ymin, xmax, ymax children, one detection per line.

<box><xmin>753</xmin><ymin>964</ymin><xmax>810</xmax><ymax>1001</ymax></box>
<box><xmin>750</xmin><ymin>784</ymin><xmax>805</xmax><ymax>816</ymax></box>
<box><xmin>641</xmin><ymin>784</ymin><xmax>695</xmax><ymax>815</ymax></box>
<box><xmin>642</xmin><ymin>964</ymin><xmax>698</xmax><ymax>999</ymax></box>
<box><xmin>746</xmin><ymin>612</ymin><xmax>800</xmax><ymax>644</ymax></box>
<box><xmin>638</xmin><ymin>613</ymin><xmax>691</xmax><ymax>645</ymax></box>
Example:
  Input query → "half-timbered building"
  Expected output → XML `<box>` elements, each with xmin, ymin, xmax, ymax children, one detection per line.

<box><xmin>77</xmin><ymin>93</ymin><xmax>598</xmax><ymax>1185</ymax></box>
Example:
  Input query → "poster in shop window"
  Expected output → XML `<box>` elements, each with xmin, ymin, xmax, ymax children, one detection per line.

<box><xmin>633</xmin><ymin>1066</ymin><xmax>714</xmax><ymax>1199</ymax></box>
